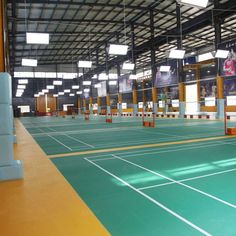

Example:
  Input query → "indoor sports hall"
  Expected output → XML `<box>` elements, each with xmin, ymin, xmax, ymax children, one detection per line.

<box><xmin>1</xmin><ymin>1</ymin><xmax>236</xmax><ymax>236</ymax></box>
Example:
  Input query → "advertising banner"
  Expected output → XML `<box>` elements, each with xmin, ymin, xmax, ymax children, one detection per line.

<box><xmin>224</xmin><ymin>78</ymin><xmax>236</xmax><ymax>96</ymax></box>
<box><xmin>119</xmin><ymin>74</ymin><xmax>133</xmax><ymax>93</ymax></box>
<box><xmin>154</xmin><ymin>60</ymin><xmax>178</xmax><ymax>87</ymax></box>
<box><xmin>200</xmin><ymin>79</ymin><xmax>217</xmax><ymax>98</ymax></box>
<box><xmin>219</xmin><ymin>40</ymin><xmax>236</xmax><ymax>77</ymax></box>
<box><xmin>97</xmin><ymin>81</ymin><xmax>107</xmax><ymax>97</ymax></box>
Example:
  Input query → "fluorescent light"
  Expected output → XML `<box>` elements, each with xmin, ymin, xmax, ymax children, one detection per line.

<box><xmin>98</xmin><ymin>73</ymin><xmax>108</xmax><ymax>80</ymax></box>
<box><xmin>15</xmin><ymin>72</ymin><xmax>34</xmax><ymax>78</ymax></box>
<box><xmin>35</xmin><ymin>72</ymin><xmax>45</xmax><ymax>78</ymax></box>
<box><xmin>17</xmin><ymin>89</ymin><xmax>24</xmax><ymax>93</ymax></box>
<box><xmin>72</xmin><ymin>85</ymin><xmax>79</xmax><ymax>89</ymax></box>
<box><xmin>198</xmin><ymin>52</ymin><xmax>214</xmax><ymax>62</ymax></box>
<box><xmin>18</xmin><ymin>79</ymin><xmax>28</xmax><ymax>84</ymax></box>
<box><xmin>58</xmin><ymin>92</ymin><xmax>65</xmax><ymax>95</ymax></box>
<box><xmin>78</xmin><ymin>60</ymin><xmax>92</xmax><ymax>68</ymax></box>
<box><xmin>38</xmin><ymin>92</ymin><xmax>44</xmax><ymax>95</ymax></box>
<box><xmin>160</xmin><ymin>66</ymin><xmax>171</xmax><ymax>72</ymax></box>
<box><xmin>178</xmin><ymin>0</ymin><xmax>208</xmax><ymax>8</ymax></box>
<box><xmin>47</xmin><ymin>85</ymin><xmax>55</xmax><ymax>89</ymax></box>
<box><xmin>129</xmin><ymin>74</ymin><xmax>137</xmax><ymax>80</ymax></box>
<box><xmin>45</xmin><ymin>72</ymin><xmax>56</xmax><ymax>78</ymax></box>
<box><xmin>215</xmin><ymin>49</ymin><xmax>229</xmax><ymax>59</ymax></box>
<box><xmin>69</xmin><ymin>93</ymin><xmax>75</xmax><ymax>97</ymax></box>
<box><xmin>53</xmin><ymin>94</ymin><xmax>58</xmax><ymax>97</ymax></box>
<box><xmin>92</xmin><ymin>74</ymin><xmax>97</xmax><ymax>79</ymax></box>
<box><xmin>109</xmin><ymin>81</ymin><xmax>117</xmax><ymax>85</ymax></box>
<box><xmin>17</xmin><ymin>85</ymin><xmax>26</xmax><ymax>89</ymax></box>
<box><xmin>62</xmin><ymin>73</ymin><xmax>77</xmax><ymax>79</ymax></box>
<box><xmin>53</xmin><ymin>80</ymin><xmax>63</xmax><ymax>85</ymax></box>
<box><xmin>108</xmin><ymin>73</ymin><xmax>118</xmax><ymax>79</ymax></box>
<box><xmin>94</xmin><ymin>83</ymin><xmax>101</xmax><ymax>88</ymax></box>
<box><xmin>169</xmin><ymin>49</ymin><xmax>186</xmax><ymax>59</ymax></box>
<box><xmin>84</xmin><ymin>88</ymin><xmax>90</xmax><ymax>93</ymax></box>
<box><xmin>34</xmin><ymin>94</ymin><xmax>39</xmax><ymax>97</ymax></box>
<box><xmin>64</xmin><ymin>89</ymin><xmax>70</xmax><ymax>93</ymax></box>
<box><xmin>83</xmin><ymin>81</ymin><xmax>92</xmax><ymax>85</ymax></box>
<box><xmin>26</xmin><ymin>32</ymin><xmax>49</xmax><ymax>44</ymax></box>
<box><xmin>42</xmin><ymin>89</ymin><xmax>49</xmax><ymax>93</ymax></box>
<box><xmin>108</xmin><ymin>44</ymin><xmax>128</xmax><ymax>55</ymax></box>
<box><xmin>22</xmin><ymin>58</ymin><xmax>37</xmax><ymax>67</ymax></box>
<box><xmin>76</xmin><ymin>91</ymin><xmax>82</xmax><ymax>95</ymax></box>
<box><xmin>122</xmin><ymin>62</ymin><xmax>135</xmax><ymax>70</ymax></box>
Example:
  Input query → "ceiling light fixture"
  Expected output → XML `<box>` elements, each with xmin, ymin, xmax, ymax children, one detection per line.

<box><xmin>22</xmin><ymin>58</ymin><xmax>37</xmax><ymax>67</ymax></box>
<box><xmin>122</xmin><ymin>62</ymin><xmax>135</xmax><ymax>70</ymax></box>
<box><xmin>26</xmin><ymin>32</ymin><xmax>49</xmax><ymax>44</ymax></box>
<box><xmin>160</xmin><ymin>66</ymin><xmax>171</xmax><ymax>72</ymax></box>
<box><xmin>215</xmin><ymin>49</ymin><xmax>229</xmax><ymax>59</ymax></box>
<box><xmin>78</xmin><ymin>61</ymin><xmax>92</xmax><ymax>68</ymax></box>
<box><xmin>177</xmin><ymin>0</ymin><xmax>208</xmax><ymax>8</ymax></box>
<box><xmin>169</xmin><ymin>49</ymin><xmax>186</xmax><ymax>59</ymax></box>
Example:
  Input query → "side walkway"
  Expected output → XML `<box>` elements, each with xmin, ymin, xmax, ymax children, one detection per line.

<box><xmin>0</xmin><ymin>118</ymin><xmax>110</xmax><ymax>236</ymax></box>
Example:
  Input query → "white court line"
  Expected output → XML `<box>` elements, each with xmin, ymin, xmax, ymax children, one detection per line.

<box><xmin>85</xmin><ymin>158</ymin><xmax>211</xmax><ymax>236</ymax></box>
<box><xmin>69</xmin><ymin>131</ymin><xmax>224</xmax><ymax>151</ymax></box>
<box><xmin>87</xmin><ymin>140</ymin><xmax>233</xmax><ymax>161</ymax></box>
<box><xmin>111</xmin><ymin>154</ymin><xmax>236</xmax><ymax>209</ymax></box>
<box><xmin>31</xmin><ymin>126</ymin><xmax>141</xmax><ymax>136</ymax></box>
<box><xmin>138</xmin><ymin>167</ymin><xmax>236</xmax><ymax>191</ymax></box>
<box><xmin>47</xmin><ymin>134</ymin><xmax>73</xmax><ymax>151</ymax></box>
<box><xmin>47</xmin><ymin>127</ymin><xmax>57</xmax><ymax>132</ymax></box>
<box><xmin>64</xmin><ymin>134</ymin><xmax>95</xmax><ymax>148</ymax></box>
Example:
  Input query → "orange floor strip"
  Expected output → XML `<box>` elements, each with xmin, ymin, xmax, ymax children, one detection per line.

<box><xmin>48</xmin><ymin>134</ymin><xmax>236</xmax><ymax>159</ymax></box>
<box><xmin>0</xmin><ymin>119</ymin><xmax>110</xmax><ymax>236</ymax></box>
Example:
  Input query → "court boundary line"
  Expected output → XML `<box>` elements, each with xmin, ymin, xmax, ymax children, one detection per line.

<box><xmin>85</xmin><ymin>158</ymin><xmax>211</xmax><ymax>236</ymax></box>
<box><xmin>47</xmin><ymin>134</ymin><xmax>73</xmax><ymax>151</ymax></box>
<box><xmin>88</xmin><ymin>139</ymin><xmax>236</xmax><ymax>161</ymax></box>
<box><xmin>138</xmin><ymin>167</ymin><xmax>236</xmax><ymax>190</ymax></box>
<box><xmin>64</xmin><ymin>134</ymin><xmax>95</xmax><ymax>148</ymax></box>
<box><xmin>48</xmin><ymin>135</ymin><xmax>236</xmax><ymax>159</ymax></box>
<box><xmin>111</xmin><ymin>154</ymin><xmax>236</xmax><ymax>209</ymax></box>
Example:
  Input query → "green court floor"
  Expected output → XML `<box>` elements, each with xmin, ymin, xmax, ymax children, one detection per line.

<box><xmin>21</xmin><ymin>115</ymin><xmax>236</xmax><ymax>235</ymax></box>
<box><xmin>22</xmin><ymin>115</ymin><xmax>225</xmax><ymax>155</ymax></box>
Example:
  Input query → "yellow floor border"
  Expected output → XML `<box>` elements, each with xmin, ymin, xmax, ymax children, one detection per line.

<box><xmin>49</xmin><ymin>135</ymin><xmax>236</xmax><ymax>159</ymax></box>
<box><xmin>0</xmin><ymin>119</ymin><xmax>110</xmax><ymax>236</ymax></box>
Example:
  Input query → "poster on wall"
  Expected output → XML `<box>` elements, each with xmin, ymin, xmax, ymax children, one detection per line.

<box><xmin>224</xmin><ymin>78</ymin><xmax>236</xmax><ymax>96</ymax></box>
<box><xmin>200</xmin><ymin>63</ymin><xmax>216</xmax><ymax>79</ymax></box>
<box><xmin>219</xmin><ymin>40</ymin><xmax>236</xmax><ymax>77</ymax></box>
<box><xmin>154</xmin><ymin>60</ymin><xmax>178</xmax><ymax>87</ymax></box>
<box><xmin>200</xmin><ymin>79</ymin><xmax>217</xmax><ymax>98</ymax></box>
<box><xmin>158</xmin><ymin>86</ymin><xmax>179</xmax><ymax>100</ymax></box>
<box><xmin>119</xmin><ymin>74</ymin><xmax>133</xmax><ymax>93</ymax></box>
<box><xmin>97</xmin><ymin>81</ymin><xmax>107</xmax><ymax>97</ymax></box>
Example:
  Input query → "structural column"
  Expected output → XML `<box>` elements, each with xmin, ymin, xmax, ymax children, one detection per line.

<box><xmin>176</xmin><ymin>3</ymin><xmax>185</xmax><ymax>117</ymax></box>
<box><xmin>89</xmin><ymin>97</ymin><xmax>93</xmax><ymax>114</ymax></box>
<box><xmin>132</xmin><ymin>89</ymin><xmax>138</xmax><ymax>114</ymax></box>
<box><xmin>0</xmin><ymin>1</ymin><xmax>23</xmax><ymax>180</ymax></box>
<box><xmin>106</xmin><ymin>94</ymin><xmax>111</xmax><ymax>115</ymax></box>
<box><xmin>152</xmin><ymin>87</ymin><xmax>158</xmax><ymax>114</ymax></box>
<box><xmin>214</xmin><ymin>0</ymin><xmax>224</xmax><ymax>119</ymax></box>
<box><xmin>179</xmin><ymin>82</ymin><xmax>185</xmax><ymax>118</ymax></box>
<box><xmin>131</xmin><ymin>23</ymin><xmax>138</xmax><ymax>115</ymax></box>
<box><xmin>0</xmin><ymin>74</ymin><xmax>23</xmax><ymax>180</ymax></box>
<box><xmin>97</xmin><ymin>96</ymin><xmax>101</xmax><ymax>114</ymax></box>
<box><xmin>217</xmin><ymin>76</ymin><xmax>224</xmax><ymax>119</ymax></box>
<box><xmin>118</xmin><ymin>93</ymin><xmax>122</xmax><ymax>114</ymax></box>
<box><xmin>150</xmin><ymin>10</ymin><xmax>157</xmax><ymax>114</ymax></box>
<box><xmin>83</xmin><ymin>98</ymin><xmax>86</xmax><ymax>113</ymax></box>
